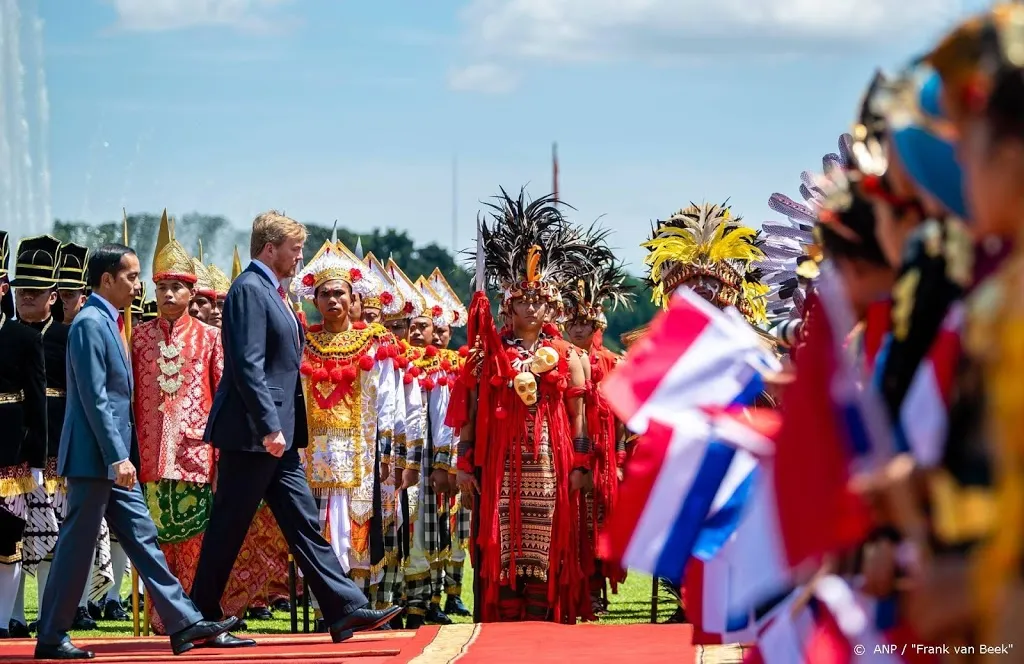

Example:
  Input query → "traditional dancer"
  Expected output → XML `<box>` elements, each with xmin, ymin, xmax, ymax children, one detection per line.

<box><xmin>206</xmin><ymin>263</ymin><xmax>231</xmax><ymax>329</ymax></box>
<box><xmin>400</xmin><ymin>276</ymin><xmax>458</xmax><ymax>628</ymax></box>
<box><xmin>132</xmin><ymin>220</ymin><xmax>225</xmax><ymax>635</ymax></box>
<box><xmin>424</xmin><ymin>268</ymin><xmax>472</xmax><ymax>619</ymax></box>
<box><xmin>292</xmin><ymin>239</ymin><xmax>400</xmax><ymax>601</ymax></box>
<box><xmin>361</xmin><ymin>252</ymin><xmax>415</xmax><ymax>622</ymax></box>
<box><xmin>561</xmin><ymin>258</ymin><xmax>634</xmax><ymax>615</ymax></box>
<box><xmin>0</xmin><ymin>232</ymin><xmax>47</xmax><ymax>638</ymax></box>
<box><xmin>450</xmin><ymin>188</ymin><xmax>599</xmax><ymax>623</ymax></box>
<box><xmin>188</xmin><ymin>259</ymin><xmax>217</xmax><ymax>324</ymax></box>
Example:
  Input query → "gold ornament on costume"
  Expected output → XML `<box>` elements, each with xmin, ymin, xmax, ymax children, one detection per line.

<box><xmin>292</xmin><ymin>240</ymin><xmax>373</xmax><ymax>300</ymax></box>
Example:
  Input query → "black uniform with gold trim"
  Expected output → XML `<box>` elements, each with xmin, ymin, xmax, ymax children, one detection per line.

<box><xmin>0</xmin><ymin>232</ymin><xmax>48</xmax><ymax>565</ymax></box>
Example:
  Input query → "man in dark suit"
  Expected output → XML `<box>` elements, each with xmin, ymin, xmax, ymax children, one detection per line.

<box><xmin>191</xmin><ymin>211</ymin><xmax>401</xmax><ymax>643</ymax></box>
<box><xmin>35</xmin><ymin>244</ymin><xmax>237</xmax><ymax>660</ymax></box>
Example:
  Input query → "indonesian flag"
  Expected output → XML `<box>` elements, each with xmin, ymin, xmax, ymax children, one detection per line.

<box><xmin>602</xmin><ymin>287</ymin><xmax>779</xmax><ymax>435</ymax></box>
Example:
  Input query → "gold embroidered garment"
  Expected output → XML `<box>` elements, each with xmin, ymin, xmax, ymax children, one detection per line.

<box><xmin>132</xmin><ymin>315</ymin><xmax>223</xmax><ymax>484</ymax></box>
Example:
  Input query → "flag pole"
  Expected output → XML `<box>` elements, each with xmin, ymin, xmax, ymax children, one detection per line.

<box><xmin>452</xmin><ymin>154</ymin><xmax>458</xmax><ymax>253</ymax></box>
<box><xmin>552</xmin><ymin>142</ymin><xmax>559</xmax><ymax>205</ymax></box>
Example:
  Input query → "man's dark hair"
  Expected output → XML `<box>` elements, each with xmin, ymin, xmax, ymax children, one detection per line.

<box><xmin>87</xmin><ymin>244</ymin><xmax>136</xmax><ymax>289</ymax></box>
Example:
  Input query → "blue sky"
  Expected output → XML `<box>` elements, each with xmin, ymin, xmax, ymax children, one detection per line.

<box><xmin>32</xmin><ymin>0</ymin><xmax>988</xmax><ymax>273</ymax></box>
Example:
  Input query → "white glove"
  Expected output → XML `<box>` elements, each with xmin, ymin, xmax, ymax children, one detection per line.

<box><xmin>30</xmin><ymin>468</ymin><xmax>44</xmax><ymax>488</ymax></box>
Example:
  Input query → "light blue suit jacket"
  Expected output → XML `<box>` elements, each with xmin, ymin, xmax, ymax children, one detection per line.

<box><xmin>58</xmin><ymin>295</ymin><xmax>137</xmax><ymax>480</ymax></box>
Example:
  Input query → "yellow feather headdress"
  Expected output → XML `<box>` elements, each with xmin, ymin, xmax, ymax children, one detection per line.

<box><xmin>642</xmin><ymin>201</ymin><xmax>767</xmax><ymax>324</ymax></box>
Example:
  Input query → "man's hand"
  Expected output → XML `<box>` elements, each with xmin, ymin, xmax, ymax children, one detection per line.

<box><xmin>569</xmin><ymin>469</ymin><xmax>586</xmax><ymax>492</ymax></box>
<box><xmin>401</xmin><ymin>469</ymin><xmax>419</xmax><ymax>491</ymax></box>
<box><xmin>456</xmin><ymin>470</ymin><xmax>479</xmax><ymax>497</ymax></box>
<box><xmin>449</xmin><ymin>471</ymin><xmax>458</xmax><ymax>493</ymax></box>
<box><xmin>430</xmin><ymin>469</ymin><xmax>450</xmax><ymax>495</ymax></box>
<box><xmin>263</xmin><ymin>431</ymin><xmax>286</xmax><ymax>457</ymax></box>
<box><xmin>113</xmin><ymin>460</ymin><xmax>137</xmax><ymax>489</ymax></box>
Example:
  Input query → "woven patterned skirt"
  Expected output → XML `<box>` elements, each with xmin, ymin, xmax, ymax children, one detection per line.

<box><xmin>498</xmin><ymin>419</ymin><xmax>556</xmax><ymax>583</ymax></box>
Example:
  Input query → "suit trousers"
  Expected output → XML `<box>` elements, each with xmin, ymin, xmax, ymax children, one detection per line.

<box><xmin>37</xmin><ymin>479</ymin><xmax>202</xmax><ymax>645</ymax></box>
<box><xmin>191</xmin><ymin>448</ymin><xmax>367</xmax><ymax>626</ymax></box>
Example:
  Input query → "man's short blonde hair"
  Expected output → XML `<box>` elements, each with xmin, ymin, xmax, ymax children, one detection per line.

<box><xmin>250</xmin><ymin>210</ymin><xmax>308</xmax><ymax>258</ymax></box>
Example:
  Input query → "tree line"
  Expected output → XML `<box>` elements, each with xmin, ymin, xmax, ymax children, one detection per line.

<box><xmin>52</xmin><ymin>214</ymin><xmax>657</xmax><ymax>352</ymax></box>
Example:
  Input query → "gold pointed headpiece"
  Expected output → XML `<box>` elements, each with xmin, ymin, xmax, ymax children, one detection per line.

<box><xmin>363</xmin><ymin>252</ymin><xmax>404</xmax><ymax>317</ymax></box>
<box><xmin>207</xmin><ymin>264</ymin><xmax>231</xmax><ymax>297</ymax></box>
<box><xmin>427</xmin><ymin>267</ymin><xmax>467</xmax><ymax>328</ymax></box>
<box><xmin>192</xmin><ymin>258</ymin><xmax>216</xmax><ymax>296</ymax></box>
<box><xmin>415</xmin><ymin>276</ymin><xmax>450</xmax><ymax>328</ymax></box>
<box><xmin>231</xmin><ymin>246</ymin><xmax>243</xmax><ymax>281</ymax></box>
<box><xmin>152</xmin><ymin>210</ymin><xmax>197</xmax><ymax>284</ymax></box>
<box><xmin>291</xmin><ymin>240</ymin><xmax>373</xmax><ymax>300</ymax></box>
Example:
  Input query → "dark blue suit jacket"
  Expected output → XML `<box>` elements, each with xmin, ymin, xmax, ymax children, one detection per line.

<box><xmin>205</xmin><ymin>263</ymin><xmax>308</xmax><ymax>452</ymax></box>
<box><xmin>59</xmin><ymin>296</ymin><xmax>140</xmax><ymax>479</ymax></box>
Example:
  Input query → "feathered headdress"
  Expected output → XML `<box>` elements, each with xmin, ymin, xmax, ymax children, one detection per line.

<box><xmin>478</xmin><ymin>187</ymin><xmax>602</xmax><ymax>308</ymax></box>
<box><xmin>759</xmin><ymin>133</ymin><xmax>854</xmax><ymax>332</ymax></box>
<box><xmin>563</xmin><ymin>260</ymin><xmax>634</xmax><ymax>330</ymax></box>
<box><xmin>642</xmin><ymin>201</ymin><xmax>767</xmax><ymax>324</ymax></box>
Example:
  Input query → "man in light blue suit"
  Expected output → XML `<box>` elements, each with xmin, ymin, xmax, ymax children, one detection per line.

<box><xmin>35</xmin><ymin>244</ymin><xmax>237</xmax><ymax>660</ymax></box>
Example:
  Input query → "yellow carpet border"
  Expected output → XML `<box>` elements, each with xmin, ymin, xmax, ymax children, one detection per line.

<box><xmin>694</xmin><ymin>644</ymin><xmax>749</xmax><ymax>663</ymax></box>
<box><xmin>409</xmin><ymin>623</ymin><xmax>479</xmax><ymax>664</ymax></box>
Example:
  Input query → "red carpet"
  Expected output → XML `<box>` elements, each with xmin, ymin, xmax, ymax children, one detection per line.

<box><xmin>2</xmin><ymin>624</ymin><xmax>746</xmax><ymax>663</ymax></box>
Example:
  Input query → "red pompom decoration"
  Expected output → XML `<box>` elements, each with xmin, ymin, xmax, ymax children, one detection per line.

<box><xmin>425</xmin><ymin>346</ymin><xmax>438</xmax><ymax>358</ymax></box>
<box><xmin>324</xmin><ymin>359</ymin><xmax>338</xmax><ymax>372</ymax></box>
<box><xmin>489</xmin><ymin>375</ymin><xmax>505</xmax><ymax>387</ymax></box>
<box><xmin>302</xmin><ymin>273</ymin><xmax>315</xmax><ymax>287</ymax></box>
<box><xmin>436</xmin><ymin>376</ymin><xmax>447</xmax><ymax>387</ymax></box>
<box><xmin>342</xmin><ymin>366</ymin><xmax>358</xmax><ymax>382</ymax></box>
<box><xmin>300</xmin><ymin>362</ymin><xmax>314</xmax><ymax>376</ymax></box>
<box><xmin>309</xmin><ymin>324</ymin><xmax>323</xmax><ymax>333</ymax></box>
<box><xmin>312</xmin><ymin>368</ymin><xmax>329</xmax><ymax>382</ymax></box>
<box><xmin>329</xmin><ymin>367</ymin><xmax>346</xmax><ymax>383</ymax></box>
<box><xmin>376</xmin><ymin>347</ymin><xmax>389</xmax><ymax>361</ymax></box>
<box><xmin>353</xmin><ymin>321</ymin><xmax>367</xmax><ymax>330</ymax></box>
<box><xmin>396</xmin><ymin>356</ymin><xmax>408</xmax><ymax>369</ymax></box>
<box><xmin>403</xmin><ymin>373</ymin><xmax>414</xmax><ymax>385</ymax></box>
<box><xmin>505</xmin><ymin>347</ymin><xmax>520</xmax><ymax>361</ymax></box>
<box><xmin>422</xmin><ymin>378</ymin><xmax>436</xmax><ymax>391</ymax></box>
<box><xmin>349</xmin><ymin>268</ymin><xmax>363</xmax><ymax>282</ymax></box>
<box><xmin>440</xmin><ymin>359</ymin><xmax>453</xmax><ymax>372</ymax></box>
<box><xmin>458</xmin><ymin>345</ymin><xmax>469</xmax><ymax>357</ymax></box>
<box><xmin>494</xmin><ymin>406</ymin><xmax>507</xmax><ymax>420</ymax></box>
<box><xmin>409</xmin><ymin>366</ymin><xmax>421</xmax><ymax>378</ymax></box>
<box><xmin>403</xmin><ymin>302</ymin><xmax>414</xmax><ymax>314</ymax></box>
<box><xmin>431</xmin><ymin>305</ymin><xmax>443</xmax><ymax>318</ymax></box>
<box><xmin>358</xmin><ymin>355</ymin><xmax>374</xmax><ymax>371</ymax></box>
<box><xmin>380</xmin><ymin>292</ymin><xmax>394</xmax><ymax>305</ymax></box>
<box><xmin>543</xmin><ymin>371</ymin><xmax>559</xmax><ymax>384</ymax></box>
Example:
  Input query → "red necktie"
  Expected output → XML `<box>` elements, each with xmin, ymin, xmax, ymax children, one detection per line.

<box><xmin>117</xmin><ymin>314</ymin><xmax>130</xmax><ymax>356</ymax></box>
<box><xmin>277</xmin><ymin>285</ymin><xmax>287</xmax><ymax>301</ymax></box>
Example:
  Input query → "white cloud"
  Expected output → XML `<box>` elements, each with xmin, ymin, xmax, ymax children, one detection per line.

<box><xmin>447</xmin><ymin>63</ymin><xmax>520</xmax><ymax>94</ymax></box>
<box><xmin>456</xmin><ymin>0</ymin><xmax>984</xmax><ymax>63</ymax></box>
<box><xmin>108</xmin><ymin>0</ymin><xmax>296</xmax><ymax>32</ymax></box>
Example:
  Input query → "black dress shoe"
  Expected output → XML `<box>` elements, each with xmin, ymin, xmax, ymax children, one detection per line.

<box><xmin>198</xmin><ymin>633</ymin><xmax>256</xmax><ymax>649</ymax></box>
<box><xmin>34</xmin><ymin>641</ymin><xmax>95</xmax><ymax>659</ymax></box>
<box><xmin>170</xmin><ymin>617</ymin><xmax>238</xmax><ymax>656</ymax></box>
<box><xmin>405</xmin><ymin>614</ymin><xmax>425</xmax><ymax>630</ymax></box>
<box><xmin>247</xmin><ymin>606</ymin><xmax>273</xmax><ymax>620</ymax></box>
<box><xmin>444</xmin><ymin>595</ymin><xmax>471</xmax><ymax>617</ymax></box>
<box><xmin>86</xmin><ymin>601</ymin><xmax>103</xmax><ymax>621</ymax></box>
<box><xmin>71</xmin><ymin>607</ymin><xmax>96</xmax><ymax>631</ymax></box>
<box><xmin>388</xmin><ymin>613</ymin><xmax>404</xmax><ymax>630</ymax></box>
<box><xmin>103</xmin><ymin>598</ymin><xmax>130</xmax><ymax>621</ymax></box>
<box><xmin>9</xmin><ymin>620</ymin><xmax>31</xmax><ymax>637</ymax></box>
<box><xmin>328</xmin><ymin>606</ymin><xmax>404</xmax><ymax>643</ymax></box>
<box><xmin>271</xmin><ymin>598</ymin><xmax>291</xmax><ymax>612</ymax></box>
<box><xmin>425</xmin><ymin>605</ymin><xmax>452</xmax><ymax>625</ymax></box>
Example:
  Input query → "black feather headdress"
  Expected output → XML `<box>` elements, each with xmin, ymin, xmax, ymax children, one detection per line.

<box><xmin>563</xmin><ymin>259</ymin><xmax>635</xmax><ymax>329</ymax></box>
<box><xmin>475</xmin><ymin>187</ymin><xmax>606</xmax><ymax>307</ymax></box>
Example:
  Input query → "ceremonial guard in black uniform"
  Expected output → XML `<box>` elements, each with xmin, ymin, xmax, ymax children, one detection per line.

<box><xmin>0</xmin><ymin>231</ymin><xmax>48</xmax><ymax>638</ymax></box>
<box><xmin>56</xmin><ymin>243</ymin><xmax>89</xmax><ymax>325</ymax></box>
<box><xmin>8</xmin><ymin>236</ymin><xmax>68</xmax><ymax>636</ymax></box>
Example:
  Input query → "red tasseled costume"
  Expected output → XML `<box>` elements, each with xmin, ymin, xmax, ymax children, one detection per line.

<box><xmin>584</xmin><ymin>340</ymin><xmax>626</xmax><ymax>591</ymax></box>
<box><xmin>447</xmin><ymin>292</ymin><xmax>590</xmax><ymax>623</ymax></box>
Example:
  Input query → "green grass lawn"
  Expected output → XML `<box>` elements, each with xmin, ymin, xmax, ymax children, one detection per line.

<box><xmin>21</xmin><ymin>567</ymin><xmax>682</xmax><ymax>637</ymax></box>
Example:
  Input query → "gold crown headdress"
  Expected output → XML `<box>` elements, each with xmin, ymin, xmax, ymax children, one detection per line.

<box><xmin>427</xmin><ymin>267</ymin><xmax>467</xmax><ymax>328</ymax></box>
<box><xmin>415</xmin><ymin>276</ymin><xmax>450</xmax><ymax>328</ymax></box>
<box><xmin>291</xmin><ymin>240</ymin><xmax>373</xmax><ymax>300</ymax></box>
<box><xmin>207</xmin><ymin>264</ymin><xmax>231</xmax><ymax>297</ymax></box>
<box><xmin>384</xmin><ymin>258</ymin><xmax>427</xmax><ymax>320</ymax></box>
<box><xmin>192</xmin><ymin>258</ymin><xmax>216</xmax><ymax>298</ymax></box>
<box><xmin>152</xmin><ymin>209</ymin><xmax>197</xmax><ymax>284</ymax></box>
<box><xmin>642</xmin><ymin>201</ymin><xmax>767</xmax><ymax>325</ymax></box>
<box><xmin>334</xmin><ymin>238</ymin><xmax>383</xmax><ymax>301</ymax></box>
<box><xmin>363</xmin><ymin>252</ymin><xmax>405</xmax><ymax>317</ymax></box>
